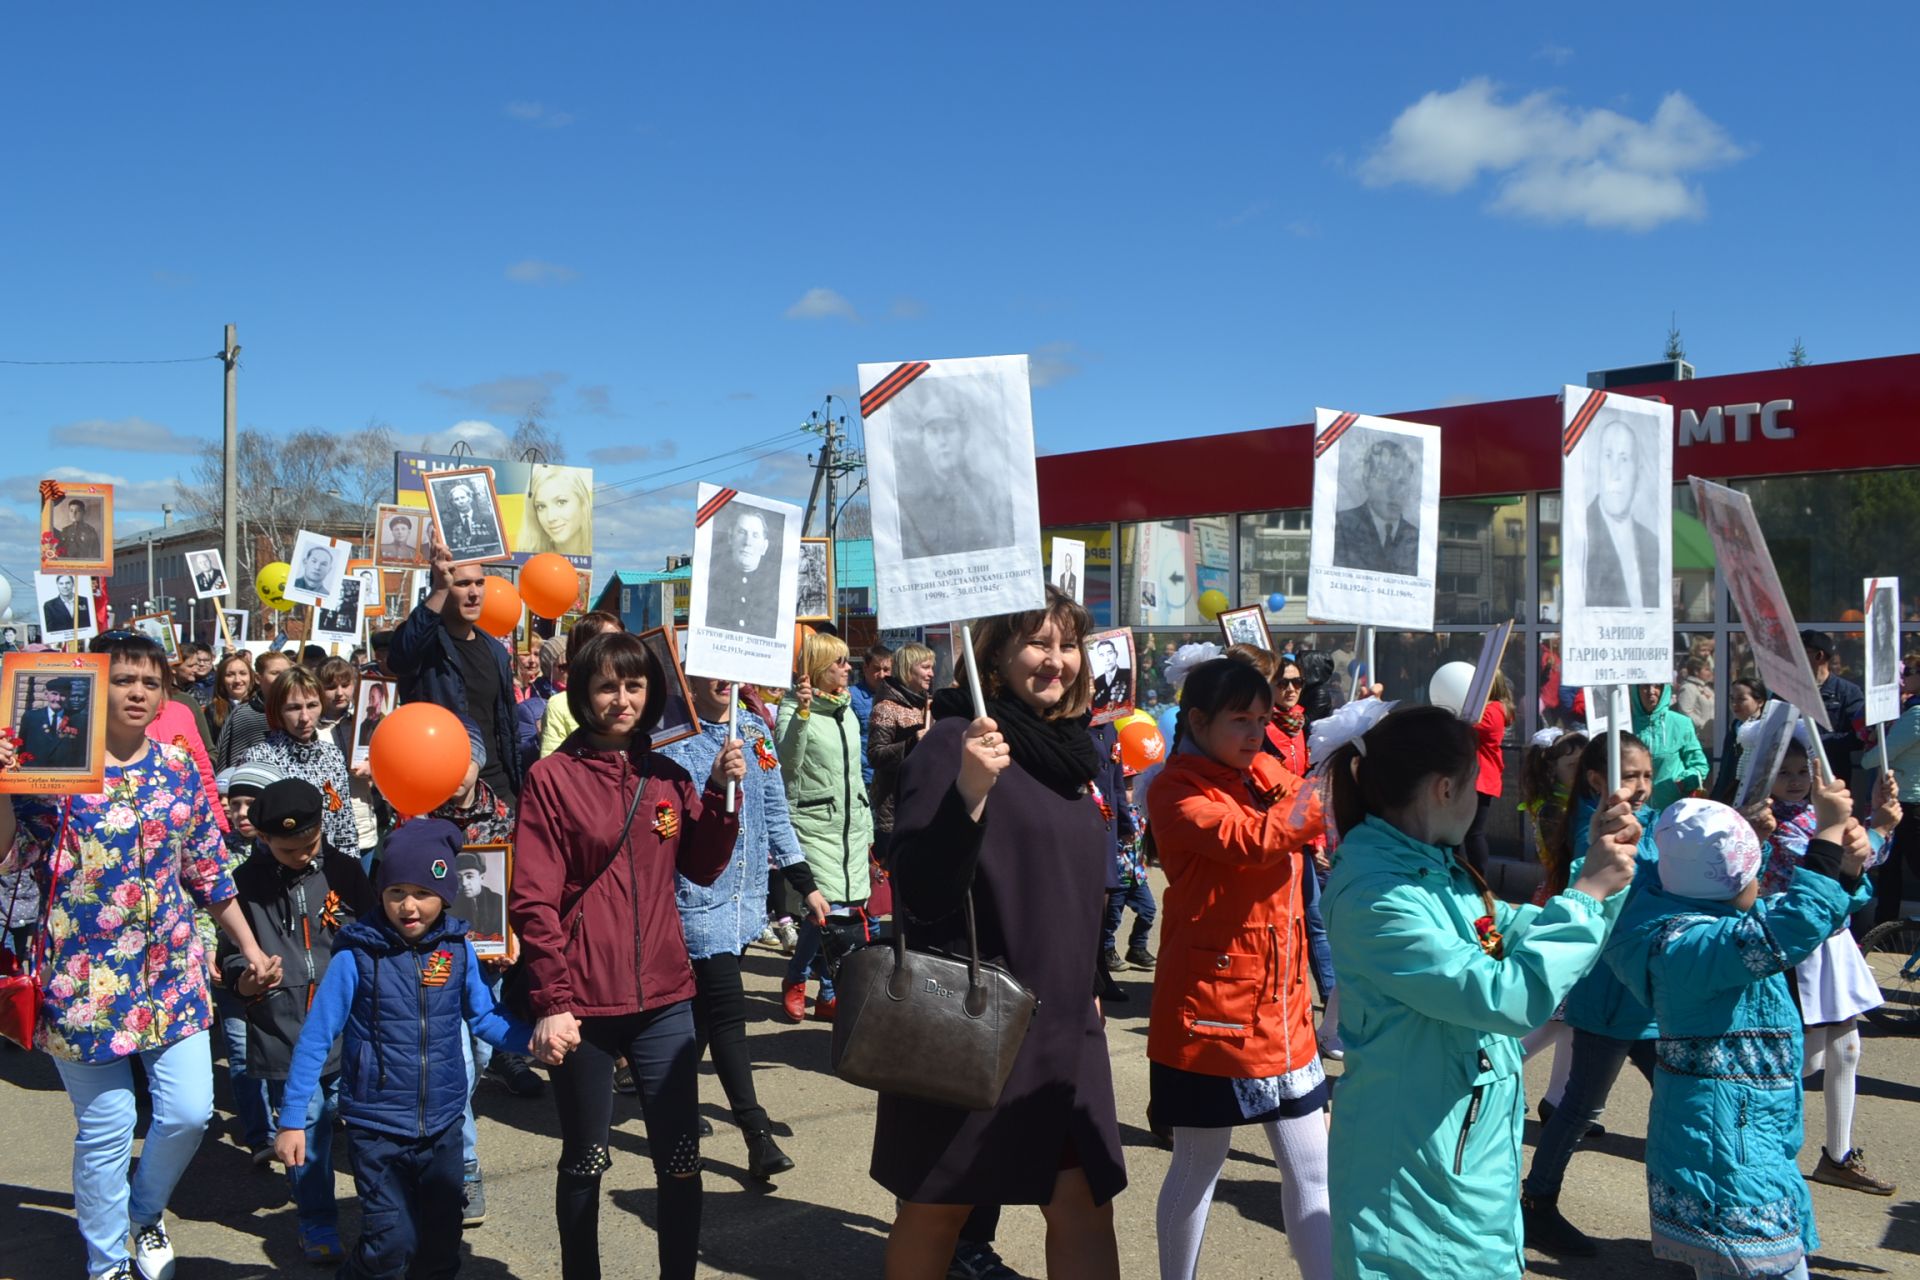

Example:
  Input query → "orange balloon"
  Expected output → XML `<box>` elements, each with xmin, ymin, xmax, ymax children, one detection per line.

<box><xmin>1839</xmin><ymin>608</ymin><xmax>1865</xmax><ymax>623</ymax></box>
<box><xmin>477</xmin><ymin>575</ymin><xmax>522</xmax><ymax>638</ymax></box>
<box><xmin>1117</xmin><ymin>719</ymin><xmax>1166</xmax><ymax>772</ymax></box>
<box><xmin>520</xmin><ymin>552</ymin><xmax>579</xmax><ymax>620</ymax></box>
<box><xmin>368</xmin><ymin>702</ymin><xmax>470</xmax><ymax>816</ymax></box>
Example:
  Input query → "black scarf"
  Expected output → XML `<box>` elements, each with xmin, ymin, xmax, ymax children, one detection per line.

<box><xmin>931</xmin><ymin>686</ymin><xmax>1103</xmax><ymax>800</ymax></box>
<box><xmin>880</xmin><ymin>674</ymin><xmax>930</xmax><ymax>711</ymax></box>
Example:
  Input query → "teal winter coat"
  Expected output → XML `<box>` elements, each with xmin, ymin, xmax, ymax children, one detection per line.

<box><xmin>1632</xmin><ymin>684</ymin><xmax>1710</xmax><ymax>812</ymax></box>
<box><xmin>1604</xmin><ymin>862</ymin><xmax>1870</xmax><ymax>1276</ymax></box>
<box><xmin>1559</xmin><ymin>796</ymin><xmax>1661</xmax><ymax>1041</ymax></box>
<box><xmin>775</xmin><ymin>691</ymin><xmax>874</xmax><ymax>904</ymax></box>
<box><xmin>1322</xmin><ymin>816</ymin><xmax>1624</xmax><ymax>1280</ymax></box>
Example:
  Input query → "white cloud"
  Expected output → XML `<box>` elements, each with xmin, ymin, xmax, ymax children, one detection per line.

<box><xmin>575</xmin><ymin>384</ymin><xmax>618</xmax><ymax>416</ymax></box>
<box><xmin>50</xmin><ymin>416</ymin><xmax>207</xmax><ymax>454</ymax></box>
<box><xmin>418</xmin><ymin>420</ymin><xmax>513</xmax><ymax>455</ymax></box>
<box><xmin>427</xmin><ymin>372</ymin><xmax>566</xmax><ymax>417</ymax></box>
<box><xmin>1358</xmin><ymin>78</ymin><xmax>1746</xmax><ymax>230</ymax></box>
<box><xmin>586</xmin><ymin>441</ymin><xmax>678</xmax><ymax>466</ymax></box>
<box><xmin>2</xmin><ymin>467</ymin><xmax>184</xmax><ymax>511</ymax></box>
<box><xmin>505</xmin><ymin>101</ymin><xmax>573</xmax><ymax>128</ymax></box>
<box><xmin>784</xmin><ymin>287</ymin><xmax>859</xmax><ymax>322</ymax></box>
<box><xmin>505</xmin><ymin>259</ymin><xmax>579</xmax><ymax>286</ymax></box>
<box><xmin>1029</xmin><ymin>342</ymin><xmax>1084</xmax><ymax>389</ymax></box>
<box><xmin>591</xmin><ymin>450</ymin><xmax>816</xmax><ymax>571</ymax></box>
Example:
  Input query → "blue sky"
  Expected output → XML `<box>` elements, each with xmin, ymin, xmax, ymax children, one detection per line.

<box><xmin>3</xmin><ymin>4</ymin><xmax>1915</xmax><ymax>601</ymax></box>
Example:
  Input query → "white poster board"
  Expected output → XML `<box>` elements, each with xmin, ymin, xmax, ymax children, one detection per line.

<box><xmin>1582</xmin><ymin>685</ymin><xmax>1615</xmax><ymax>738</ymax></box>
<box><xmin>312</xmin><ymin>572</ymin><xmax>363</xmax><ymax>648</ymax></box>
<box><xmin>1733</xmin><ymin>699</ymin><xmax>1802</xmax><ymax>810</ymax></box>
<box><xmin>1864</xmin><ymin>576</ymin><xmax>1901</xmax><ymax>728</ymax></box>
<box><xmin>1558</xmin><ymin>387</ymin><xmax>1673</xmax><ymax>687</ymax></box>
<box><xmin>860</xmin><ymin>354</ymin><xmax>1045</xmax><ymax>629</ymax></box>
<box><xmin>1691</xmin><ymin>477</ymin><xmax>1829</xmax><ymax>731</ymax></box>
<box><xmin>683</xmin><ymin>483</ymin><xmax>802</xmax><ymax>687</ymax></box>
<box><xmin>285</xmin><ymin>530</ymin><xmax>348</xmax><ymax>609</ymax></box>
<box><xmin>1050</xmin><ymin>537</ymin><xmax>1086</xmax><ymax>604</ymax></box>
<box><xmin>1307</xmin><ymin>408</ymin><xmax>1440</xmax><ymax>630</ymax></box>
<box><xmin>187</xmin><ymin>549</ymin><xmax>231</xmax><ymax>601</ymax></box>
<box><xmin>34</xmin><ymin>572</ymin><xmax>97</xmax><ymax>644</ymax></box>
<box><xmin>219</xmin><ymin>609</ymin><xmax>250</xmax><ymax>644</ymax></box>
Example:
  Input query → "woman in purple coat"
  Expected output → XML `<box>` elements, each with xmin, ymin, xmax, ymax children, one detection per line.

<box><xmin>877</xmin><ymin>588</ymin><xmax>1125</xmax><ymax>1279</ymax></box>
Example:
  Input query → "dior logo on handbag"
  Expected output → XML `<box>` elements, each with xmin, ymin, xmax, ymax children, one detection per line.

<box><xmin>924</xmin><ymin>977</ymin><xmax>960</xmax><ymax>1000</ymax></box>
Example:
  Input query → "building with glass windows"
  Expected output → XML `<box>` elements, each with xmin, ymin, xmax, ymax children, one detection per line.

<box><xmin>1036</xmin><ymin>352</ymin><xmax>1920</xmax><ymax>865</ymax></box>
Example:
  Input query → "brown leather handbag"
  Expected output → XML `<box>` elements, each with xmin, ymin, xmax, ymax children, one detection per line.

<box><xmin>830</xmin><ymin>894</ymin><xmax>1039</xmax><ymax>1111</ymax></box>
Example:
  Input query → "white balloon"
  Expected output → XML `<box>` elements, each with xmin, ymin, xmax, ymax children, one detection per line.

<box><xmin>1429</xmin><ymin>661</ymin><xmax>1476</xmax><ymax>715</ymax></box>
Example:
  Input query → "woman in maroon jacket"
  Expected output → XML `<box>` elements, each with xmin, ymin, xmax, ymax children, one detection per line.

<box><xmin>510</xmin><ymin>631</ymin><xmax>743</xmax><ymax>1280</ymax></box>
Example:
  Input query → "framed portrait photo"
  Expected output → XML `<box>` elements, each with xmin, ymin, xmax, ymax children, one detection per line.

<box><xmin>187</xmin><ymin>549</ymin><xmax>231</xmax><ymax>601</ymax></box>
<box><xmin>34</xmin><ymin>572</ymin><xmax>97</xmax><ymax>645</ymax></box>
<box><xmin>1216</xmin><ymin>604</ymin><xmax>1274</xmax><ymax>653</ymax></box>
<box><xmin>285</xmin><ymin>530</ymin><xmax>350</xmax><ymax>610</ymax></box>
<box><xmin>637</xmin><ymin>625</ymin><xmax>701</xmax><ymax>750</ymax></box>
<box><xmin>449</xmin><ymin>842</ymin><xmax>514</xmax><ymax>960</ymax></box>
<box><xmin>424</xmin><ymin>467</ymin><xmax>509</xmax><ymax>565</ymax></box>
<box><xmin>311</xmin><ymin>573</ymin><xmax>362</xmax><ymax>649</ymax></box>
<box><xmin>796</xmin><ymin>537</ymin><xmax>834</xmax><ymax>622</ymax></box>
<box><xmin>1085</xmin><ymin>627</ymin><xmax>1136</xmax><ymax>727</ymax></box>
<box><xmin>346</xmin><ymin>560</ymin><xmax>383</xmax><ymax>620</ymax></box>
<box><xmin>219</xmin><ymin>609</ymin><xmax>250</xmax><ymax>645</ymax></box>
<box><xmin>39</xmin><ymin>481</ymin><xmax>113</xmax><ymax>575</ymax></box>
<box><xmin>130</xmin><ymin>612</ymin><xmax>179</xmax><ymax>660</ymax></box>
<box><xmin>350</xmin><ymin>678</ymin><xmax>395</xmax><ymax>764</ymax></box>
<box><xmin>0</xmin><ymin>653</ymin><xmax>110</xmax><ymax>794</ymax></box>
<box><xmin>374</xmin><ymin>504</ymin><xmax>434</xmax><ymax>570</ymax></box>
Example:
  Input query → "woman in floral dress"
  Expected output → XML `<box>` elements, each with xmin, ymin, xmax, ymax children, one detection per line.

<box><xmin>0</xmin><ymin>634</ymin><xmax>273</xmax><ymax>1280</ymax></box>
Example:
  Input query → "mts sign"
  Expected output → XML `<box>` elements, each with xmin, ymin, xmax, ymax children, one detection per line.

<box><xmin>1677</xmin><ymin>400</ymin><xmax>1794</xmax><ymax>447</ymax></box>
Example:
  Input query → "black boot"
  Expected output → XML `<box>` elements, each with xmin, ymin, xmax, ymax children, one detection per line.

<box><xmin>745</xmin><ymin>1129</ymin><xmax>795</xmax><ymax>1181</ymax></box>
<box><xmin>1521</xmin><ymin>1192</ymin><xmax>1596</xmax><ymax>1257</ymax></box>
<box><xmin>1101</xmin><ymin>947</ymin><xmax>1127</xmax><ymax>973</ymax></box>
<box><xmin>1099</xmin><ymin>971</ymin><xmax>1129</xmax><ymax>1003</ymax></box>
<box><xmin>1124</xmin><ymin>944</ymin><xmax>1156</xmax><ymax>970</ymax></box>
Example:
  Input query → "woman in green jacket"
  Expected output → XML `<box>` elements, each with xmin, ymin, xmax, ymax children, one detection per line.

<box><xmin>1320</xmin><ymin>705</ymin><xmax>1641</xmax><ymax>1280</ymax></box>
<box><xmin>775</xmin><ymin>631</ymin><xmax>874</xmax><ymax>1022</ymax></box>
<box><xmin>1632</xmin><ymin>683</ymin><xmax>1710</xmax><ymax>812</ymax></box>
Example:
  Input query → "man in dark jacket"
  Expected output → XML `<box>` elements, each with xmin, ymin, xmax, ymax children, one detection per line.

<box><xmin>1801</xmin><ymin>629</ymin><xmax>1867</xmax><ymax>774</ymax></box>
<box><xmin>389</xmin><ymin>533</ymin><xmax>521</xmax><ymax>801</ymax></box>
<box><xmin>217</xmin><ymin>778</ymin><xmax>375</xmax><ymax>1264</ymax></box>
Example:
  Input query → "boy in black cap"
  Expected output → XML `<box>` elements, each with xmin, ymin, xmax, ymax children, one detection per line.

<box><xmin>219</xmin><ymin>776</ymin><xmax>376</xmax><ymax>1263</ymax></box>
<box><xmin>276</xmin><ymin>819</ymin><xmax>539</xmax><ymax>1279</ymax></box>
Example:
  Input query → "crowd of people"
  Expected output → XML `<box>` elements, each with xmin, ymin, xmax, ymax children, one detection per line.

<box><xmin>1</xmin><ymin>523</ymin><xmax>1915</xmax><ymax>1280</ymax></box>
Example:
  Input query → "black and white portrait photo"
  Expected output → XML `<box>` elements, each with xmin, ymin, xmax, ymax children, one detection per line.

<box><xmin>426</xmin><ymin>469</ymin><xmax>508</xmax><ymax>564</ymax></box>
<box><xmin>353</xmin><ymin>678</ymin><xmax>394</xmax><ymax>762</ymax></box>
<box><xmin>796</xmin><ymin>538</ymin><xmax>832</xmax><ymax>622</ymax></box>
<box><xmin>684</xmin><ymin>485</ymin><xmax>803</xmax><ymax>689</ymax></box>
<box><xmin>639</xmin><ymin>626</ymin><xmax>700</xmax><ymax>749</ymax></box>
<box><xmin>375</xmin><ymin>504</ymin><xmax>432</xmax><ymax>569</ymax></box>
<box><xmin>707</xmin><ymin>503</ymin><xmax>784</xmax><ymax>639</ymax></box>
<box><xmin>220</xmin><ymin>609</ymin><xmax>249</xmax><ymax>644</ymax></box>
<box><xmin>1087</xmin><ymin>628</ymin><xmax>1135</xmax><ymax>726</ymax></box>
<box><xmin>313</xmin><ymin>572</ymin><xmax>362</xmax><ymax>643</ymax></box>
<box><xmin>188</xmin><ymin>549</ymin><xmax>230</xmax><ymax>600</ymax></box>
<box><xmin>1217</xmin><ymin>604</ymin><xmax>1273</xmax><ymax>653</ymax></box>
<box><xmin>285</xmin><ymin>530</ymin><xmax>347</xmax><ymax>609</ymax></box>
<box><xmin>1865</xmin><ymin>578</ymin><xmax>1901</xmax><ymax>725</ymax></box>
<box><xmin>861</xmin><ymin>354</ymin><xmax>1045</xmax><ymax>630</ymax></box>
<box><xmin>1051</xmin><ymin>537</ymin><xmax>1085</xmax><ymax>604</ymax></box>
<box><xmin>35</xmin><ymin>572</ymin><xmax>96</xmax><ymax>643</ymax></box>
<box><xmin>450</xmin><ymin>845</ymin><xmax>511</xmax><ymax>957</ymax></box>
<box><xmin>1581</xmin><ymin>417</ymin><xmax>1660</xmax><ymax>609</ymax></box>
<box><xmin>1561</xmin><ymin>388</ymin><xmax>1673</xmax><ymax>689</ymax></box>
<box><xmin>1331</xmin><ymin>429</ymin><xmax>1422</xmax><ymax>577</ymax></box>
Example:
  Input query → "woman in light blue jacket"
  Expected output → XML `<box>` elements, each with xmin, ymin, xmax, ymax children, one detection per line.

<box><xmin>663</xmin><ymin>677</ymin><xmax>828</xmax><ymax>1182</ymax></box>
<box><xmin>1320</xmin><ymin>706</ymin><xmax>1641</xmax><ymax>1280</ymax></box>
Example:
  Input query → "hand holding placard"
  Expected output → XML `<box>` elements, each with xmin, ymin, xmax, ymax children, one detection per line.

<box><xmin>957</xmin><ymin>717</ymin><xmax>1011</xmax><ymax>821</ymax></box>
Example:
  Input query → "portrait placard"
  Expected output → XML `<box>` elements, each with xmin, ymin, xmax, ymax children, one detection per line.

<box><xmin>860</xmin><ymin>354</ymin><xmax>1045</xmax><ymax>629</ymax></box>
<box><xmin>374</xmin><ymin>504</ymin><xmax>433</xmax><ymax>569</ymax></box>
<box><xmin>1086</xmin><ymin>628</ymin><xmax>1136</xmax><ymax>727</ymax></box>
<box><xmin>1307</xmin><ymin>409</ymin><xmax>1441</xmax><ymax>630</ymax></box>
<box><xmin>285</xmin><ymin>531</ymin><xmax>349</xmax><ymax>609</ymax></box>
<box><xmin>1051</xmin><ymin>538</ymin><xmax>1086</xmax><ymax>605</ymax></box>
<box><xmin>187</xmin><ymin>549</ymin><xmax>231</xmax><ymax>601</ymax></box>
<box><xmin>39</xmin><ymin>481</ymin><xmax>113</xmax><ymax>575</ymax></box>
<box><xmin>637</xmin><ymin>626</ymin><xmax>700</xmax><ymax>750</ymax></box>
<box><xmin>450</xmin><ymin>843</ymin><xmax>513</xmax><ymax>961</ymax></box>
<box><xmin>1559</xmin><ymin>387</ymin><xmax>1673</xmax><ymax>687</ymax></box>
<box><xmin>220</xmin><ymin>609</ymin><xmax>250</xmax><ymax>644</ymax></box>
<box><xmin>1864</xmin><ymin>577</ymin><xmax>1901</xmax><ymax>727</ymax></box>
<box><xmin>392</xmin><ymin>455</ymin><xmax>593</xmax><ymax>570</ymax></box>
<box><xmin>796</xmin><ymin>537</ymin><xmax>833</xmax><ymax>623</ymax></box>
<box><xmin>1458</xmin><ymin>620</ymin><xmax>1516</xmax><ymax>726</ymax></box>
<box><xmin>34</xmin><ymin>572</ymin><xmax>97</xmax><ymax>644</ymax></box>
<box><xmin>1733</xmin><ymin>699</ymin><xmax>1803</xmax><ymax>811</ymax></box>
<box><xmin>423</xmin><ymin>467</ymin><xmax>510</xmax><ymax>565</ymax></box>
<box><xmin>313</xmin><ymin>573</ymin><xmax>363</xmax><ymax>648</ymax></box>
<box><xmin>131</xmin><ymin>612</ymin><xmax>179</xmax><ymax>660</ymax></box>
<box><xmin>684</xmin><ymin>484</ymin><xmax>802</xmax><ymax>688</ymax></box>
<box><xmin>1217</xmin><ymin>604</ymin><xmax>1274</xmax><ymax>653</ymax></box>
<box><xmin>0</xmin><ymin>653</ymin><xmax>109</xmax><ymax>794</ymax></box>
<box><xmin>1690</xmin><ymin>477</ymin><xmax>1828</xmax><ymax>730</ymax></box>
<box><xmin>346</xmin><ymin>561</ymin><xmax>383</xmax><ymax>620</ymax></box>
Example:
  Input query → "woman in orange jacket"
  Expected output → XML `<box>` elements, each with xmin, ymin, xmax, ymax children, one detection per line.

<box><xmin>1145</xmin><ymin>657</ymin><xmax>1331</xmax><ymax>1280</ymax></box>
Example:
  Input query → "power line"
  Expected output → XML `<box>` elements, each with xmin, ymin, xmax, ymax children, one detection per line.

<box><xmin>592</xmin><ymin>428</ymin><xmax>811</xmax><ymax>494</ymax></box>
<box><xmin>597</xmin><ymin>440</ymin><xmax>813</xmax><ymax>511</ymax></box>
<box><xmin>0</xmin><ymin>354</ymin><xmax>222</xmax><ymax>366</ymax></box>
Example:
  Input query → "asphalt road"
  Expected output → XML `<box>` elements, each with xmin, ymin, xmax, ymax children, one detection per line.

<box><xmin>3</xmin><ymin>931</ymin><xmax>1917</xmax><ymax>1278</ymax></box>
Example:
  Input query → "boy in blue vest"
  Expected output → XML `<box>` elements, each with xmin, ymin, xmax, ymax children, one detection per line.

<box><xmin>275</xmin><ymin>818</ymin><xmax>537</xmax><ymax>1278</ymax></box>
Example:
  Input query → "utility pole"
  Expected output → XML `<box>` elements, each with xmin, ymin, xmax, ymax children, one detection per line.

<box><xmin>221</xmin><ymin>323</ymin><xmax>240</xmax><ymax>611</ymax></box>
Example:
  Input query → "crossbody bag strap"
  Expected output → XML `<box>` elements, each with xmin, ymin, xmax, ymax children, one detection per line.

<box><xmin>558</xmin><ymin>768</ymin><xmax>648</xmax><ymax>931</ymax></box>
<box><xmin>26</xmin><ymin>798</ymin><xmax>74</xmax><ymax>979</ymax></box>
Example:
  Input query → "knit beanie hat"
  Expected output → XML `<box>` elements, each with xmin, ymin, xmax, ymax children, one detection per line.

<box><xmin>222</xmin><ymin>761</ymin><xmax>285</xmax><ymax>800</ymax></box>
<box><xmin>378</xmin><ymin>818</ymin><xmax>463</xmax><ymax>904</ymax></box>
<box><xmin>540</xmin><ymin>635</ymin><xmax>567</xmax><ymax>681</ymax></box>
<box><xmin>1653</xmin><ymin>798</ymin><xmax>1764</xmax><ymax>901</ymax></box>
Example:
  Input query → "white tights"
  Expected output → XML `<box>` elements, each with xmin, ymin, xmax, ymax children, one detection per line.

<box><xmin>1803</xmin><ymin>1018</ymin><xmax>1863</xmax><ymax>1159</ymax></box>
<box><xmin>1156</xmin><ymin>1112</ymin><xmax>1331</xmax><ymax>1280</ymax></box>
<box><xmin>1521</xmin><ymin>1020</ymin><xmax>1574</xmax><ymax>1108</ymax></box>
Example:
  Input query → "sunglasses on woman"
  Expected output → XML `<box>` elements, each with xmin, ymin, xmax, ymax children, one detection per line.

<box><xmin>1273</xmin><ymin>677</ymin><xmax>1304</xmax><ymax>689</ymax></box>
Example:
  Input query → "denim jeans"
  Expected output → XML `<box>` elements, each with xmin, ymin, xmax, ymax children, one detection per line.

<box><xmin>53</xmin><ymin>1031</ymin><xmax>215</xmax><ymax>1278</ymax></box>
<box><xmin>267</xmin><ymin>1072</ymin><xmax>341</xmax><ymax>1232</ymax></box>
<box><xmin>212</xmin><ymin>985</ymin><xmax>272</xmax><ymax>1151</ymax></box>
<box><xmin>783</xmin><ymin>904</ymin><xmax>850</xmax><ymax>1003</ymax></box>
<box><xmin>461</xmin><ymin>1004</ymin><xmax>497</xmax><ymax>1172</ymax></box>
<box><xmin>1300</xmin><ymin>863</ymin><xmax>1335</xmax><ymax>1002</ymax></box>
<box><xmin>1522</xmin><ymin>1028</ymin><xmax>1656</xmax><ymax>1198</ymax></box>
<box><xmin>1101</xmin><ymin>881</ymin><xmax>1157</xmax><ymax>954</ymax></box>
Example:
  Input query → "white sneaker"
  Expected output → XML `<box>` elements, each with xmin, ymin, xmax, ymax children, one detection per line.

<box><xmin>758</xmin><ymin>925</ymin><xmax>780</xmax><ymax>948</ymax></box>
<box><xmin>1318</xmin><ymin>1027</ymin><xmax>1345</xmax><ymax>1061</ymax></box>
<box><xmin>132</xmin><ymin>1219</ymin><xmax>175</xmax><ymax>1280</ymax></box>
<box><xmin>775</xmin><ymin>922</ymin><xmax>799</xmax><ymax>954</ymax></box>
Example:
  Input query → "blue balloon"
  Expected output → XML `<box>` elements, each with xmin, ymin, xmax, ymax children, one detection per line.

<box><xmin>1266</xmin><ymin>592</ymin><xmax>1287</xmax><ymax>612</ymax></box>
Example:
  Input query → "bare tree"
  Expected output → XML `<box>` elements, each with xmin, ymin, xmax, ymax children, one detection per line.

<box><xmin>511</xmin><ymin>413</ymin><xmax>567</xmax><ymax>464</ymax></box>
<box><xmin>339</xmin><ymin>420</ymin><xmax>400</xmax><ymax>542</ymax></box>
<box><xmin>175</xmin><ymin>428</ymin><xmax>347</xmax><ymax>590</ymax></box>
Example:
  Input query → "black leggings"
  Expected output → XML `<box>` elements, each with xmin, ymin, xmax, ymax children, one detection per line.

<box><xmin>691</xmin><ymin>950</ymin><xmax>767</xmax><ymax>1132</ymax></box>
<box><xmin>549</xmin><ymin>1001</ymin><xmax>703</xmax><ymax>1280</ymax></box>
<box><xmin>1463</xmin><ymin>793</ymin><xmax>1494</xmax><ymax>875</ymax></box>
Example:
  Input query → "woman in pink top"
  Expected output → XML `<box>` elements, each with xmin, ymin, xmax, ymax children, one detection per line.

<box><xmin>147</xmin><ymin>685</ymin><xmax>230</xmax><ymax>834</ymax></box>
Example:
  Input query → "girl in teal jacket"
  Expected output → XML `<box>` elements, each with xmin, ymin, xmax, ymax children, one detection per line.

<box><xmin>1321</xmin><ymin>706</ymin><xmax>1642</xmax><ymax>1280</ymax></box>
<box><xmin>1605</xmin><ymin>790</ymin><xmax>1871</xmax><ymax>1279</ymax></box>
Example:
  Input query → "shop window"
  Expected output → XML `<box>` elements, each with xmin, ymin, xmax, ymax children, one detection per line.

<box><xmin>1538</xmin><ymin>485</ymin><xmax>1715</xmax><ymax>625</ymax></box>
<box><xmin>1236</xmin><ymin>511</ymin><xmax>1311</xmax><ymax>627</ymax></box>
<box><xmin>1119</xmin><ymin>516</ymin><xmax>1235</xmax><ymax>629</ymax></box>
<box><xmin>1041</xmin><ymin>525</ymin><xmax>1116</xmax><ymax>628</ymax></box>
<box><xmin>1735</xmin><ymin>469</ymin><xmax>1920</xmax><ymax>621</ymax></box>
